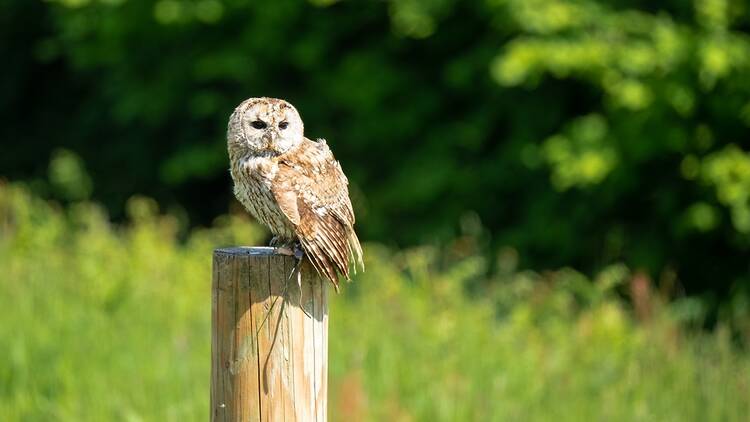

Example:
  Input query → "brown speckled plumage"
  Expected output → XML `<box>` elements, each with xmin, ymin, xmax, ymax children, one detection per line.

<box><xmin>227</xmin><ymin>97</ymin><xmax>363</xmax><ymax>290</ymax></box>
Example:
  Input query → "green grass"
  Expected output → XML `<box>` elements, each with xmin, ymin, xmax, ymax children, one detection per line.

<box><xmin>1</xmin><ymin>182</ymin><xmax>748</xmax><ymax>421</ymax></box>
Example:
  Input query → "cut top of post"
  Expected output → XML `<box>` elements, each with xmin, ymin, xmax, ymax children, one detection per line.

<box><xmin>214</xmin><ymin>246</ymin><xmax>280</xmax><ymax>257</ymax></box>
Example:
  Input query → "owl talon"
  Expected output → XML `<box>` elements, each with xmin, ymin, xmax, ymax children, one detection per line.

<box><xmin>292</xmin><ymin>242</ymin><xmax>304</xmax><ymax>260</ymax></box>
<box><xmin>274</xmin><ymin>246</ymin><xmax>294</xmax><ymax>256</ymax></box>
<box><xmin>274</xmin><ymin>240</ymin><xmax>304</xmax><ymax>259</ymax></box>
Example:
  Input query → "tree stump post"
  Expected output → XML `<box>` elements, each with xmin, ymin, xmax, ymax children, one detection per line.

<box><xmin>211</xmin><ymin>247</ymin><xmax>328</xmax><ymax>422</ymax></box>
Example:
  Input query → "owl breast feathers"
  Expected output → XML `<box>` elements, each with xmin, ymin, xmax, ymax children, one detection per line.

<box><xmin>227</xmin><ymin>97</ymin><xmax>363</xmax><ymax>290</ymax></box>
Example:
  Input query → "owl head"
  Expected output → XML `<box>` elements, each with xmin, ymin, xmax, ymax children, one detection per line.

<box><xmin>227</xmin><ymin>97</ymin><xmax>304</xmax><ymax>158</ymax></box>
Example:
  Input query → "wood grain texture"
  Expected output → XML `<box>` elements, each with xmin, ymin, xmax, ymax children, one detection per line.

<box><xmin>211</xmin><ymin>247</ymin><xmax>328</xmax><ymax>422</ymax></box>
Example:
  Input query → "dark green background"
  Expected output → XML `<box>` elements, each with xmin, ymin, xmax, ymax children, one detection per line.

<box><xmin>3</xmin><ymin>0</ymin><xmax>750</xmax><ymax>305</ymax></box>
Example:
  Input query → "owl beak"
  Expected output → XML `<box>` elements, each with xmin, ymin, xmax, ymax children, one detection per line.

<box><xmin>262</xmin><ymin>130</ymin><xmax>279</xmax><ymax>150</ymax></box>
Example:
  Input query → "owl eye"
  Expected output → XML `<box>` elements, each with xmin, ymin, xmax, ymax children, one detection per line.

<box><xmin>279</xmin><ymin>121</ymin><xmax>289</xmax><ymax>130</ymax></box>
<box><xmin>251</xmin><ymin>120</ymin><xmax>267</xmax><ymax>129</ymax></box>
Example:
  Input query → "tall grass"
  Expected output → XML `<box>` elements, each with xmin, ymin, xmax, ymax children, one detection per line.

<box><xmin>0</xmin><ymin>182</ymin><xmax>748</xmax><ymax>421</ymax></box>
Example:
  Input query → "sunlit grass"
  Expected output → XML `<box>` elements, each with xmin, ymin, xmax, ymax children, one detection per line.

<box><xmin>0</xmin><ymin>182</ymin><xmax>748</xmax><ymax>421</ymax></box>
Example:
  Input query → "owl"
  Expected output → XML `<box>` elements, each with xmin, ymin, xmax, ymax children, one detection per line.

<box><xmin>227</xmin><ymin>97</ymin><xmax>363</xmax><ymax>290</ymax></box>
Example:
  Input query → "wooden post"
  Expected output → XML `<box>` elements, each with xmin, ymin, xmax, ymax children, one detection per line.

<box><xmin>211</xmin><ymin>247</ymin><xmax>328</xmax><ymax>422</ymax></box>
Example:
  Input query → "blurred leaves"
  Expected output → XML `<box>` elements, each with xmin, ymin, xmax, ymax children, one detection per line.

<box><xmin>48</xmin><ymin>149</ymin><xmax>93</xmax><ymax>201</ymax></box>
<box><xmin>702</xmin><ymin>145</ymin><xmax>750</xmax><ymax>233</ymax></box>
<box><xmin>2</xmin><ymin>0</ymin><xmax>750</xmax><ymax>300</ymax></box>
<box><xmin>388</xmin><ymin>0</ymin><xmax>456</xmax><ymax>38</ymax></box>
<box><xmin>542</xmin><ymin>114</ymin><xmax>617</xmax><ymax>190</ymax></box>
<box><xmin>152</xmin><ymin>0</ymin><xmax>224</xmax><ymax>24</ymax></box>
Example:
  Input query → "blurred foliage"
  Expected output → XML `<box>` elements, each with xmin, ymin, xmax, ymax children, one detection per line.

<box><xmin>2</xmin><ymin>0</ymin><xmax>750</xmax><ymax>300</ymax></box>
<box><xmin>1</xmin><ymin>182</ymin><xmax>750</xmax><ymax>420</ymax></box>
<box><xmin>48</xmin><ymin>149</ymin><xmax>93</xmax><ymax>201</ymax></box>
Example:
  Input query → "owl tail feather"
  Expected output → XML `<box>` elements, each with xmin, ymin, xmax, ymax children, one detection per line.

<box><xmin>298</xmin><ymin>231</ymin><xmax>364</xmax><ymax>293</ymax></box>
<box><xmin>299</xmin><ymin>238</ymin><xmax>341</xmax><ymax>292</ymax></box>
<box><xmin>347</xmin><ymin>230</ymin><xmax>365</xmax><ymax>275</ymax></box>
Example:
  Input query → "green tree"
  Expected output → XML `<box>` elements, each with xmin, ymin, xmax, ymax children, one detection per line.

<box><xmin>2</xmin><ymin>0</ymin><xmax>749</xmax><ymax>304</ymax></box>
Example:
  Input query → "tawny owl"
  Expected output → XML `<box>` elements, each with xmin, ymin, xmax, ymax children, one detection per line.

<box><xmin>227</xmin><ymin>97</ymin><xmax>363</xmax><ymax>290</ymax></box>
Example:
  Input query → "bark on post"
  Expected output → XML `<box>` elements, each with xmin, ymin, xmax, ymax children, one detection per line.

<box><xmin>211</xmin><ymin>247</ymin><xmax>328</xmax><ymax>422</ymax></box>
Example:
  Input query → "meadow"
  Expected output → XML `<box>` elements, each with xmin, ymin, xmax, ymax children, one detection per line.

<box><xmin>1</xmin><ymin>181</ymin><xmax>748</xmax><ymax>421</ymax></box>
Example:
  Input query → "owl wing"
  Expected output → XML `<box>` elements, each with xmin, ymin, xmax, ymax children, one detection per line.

<box><xmin>271</xmin><ymin>138</ymin><xmax>363</xmax><ymax>291</ymax></box>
